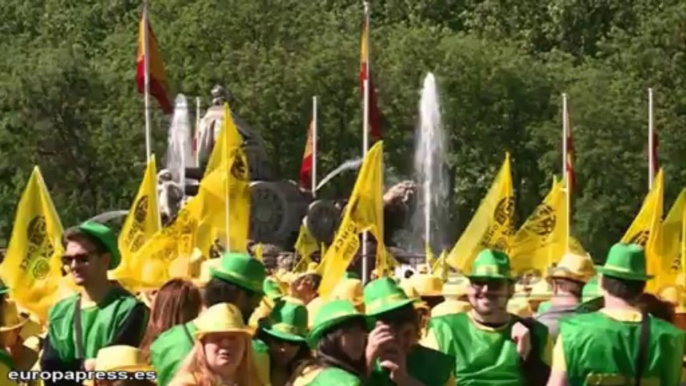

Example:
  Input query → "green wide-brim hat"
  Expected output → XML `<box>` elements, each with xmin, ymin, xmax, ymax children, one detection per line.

<box><xmin>466</xmin><ymin>249</ymin><xmax>514</xmax><ymax>281</ymax></box>
<box><xmin>78</xmin><ymin>221</ymin><xmax>120</xmax><ymax>270</ymax></box>
<box><xmin>363</xmin><ymin>277</ymin><xmax>415</xmax><ymax>317</ymax></box>
<box><xmin>210</xmin><ymin>252</ymin><xmax>266</xmax><ymax>294</ymax></box>
<box><xmin>306</xmin><ymin>300</ymin><xmax>364</xmax><ymax>349</ymax></box>
<box><xmin>596</xmin><ymin>243</ymin><xmax>653</xmax><ymax>281</ymax></box>
<box><xmin>262</xmin><ymin>300</ymin><xmax>308</xmax><ymax>343</ymax></box>
<box><xmin>263</xmin><ymin>278</ymin><xmax>284</xmax><ymax>300</ymax></box>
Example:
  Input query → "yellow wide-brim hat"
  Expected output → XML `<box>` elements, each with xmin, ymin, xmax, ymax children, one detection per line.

<box><xmin>94</xmin><ymin>346</ymin><xmax>153</xmax><ymax>373</ymax></box>
<box><xmin>192</xmin><ymin>258</ymin><xmax>221</xmax><ymax>288</ymax></box>
<box><xmin>329</xmin><ymin>279</ymin><xmax>364</xmax><ymax>307</ymax></box>
<box><xmin>194</xmin><ymin>303</ymin><xmax>253</xmax><ymax>340</ymax></box>
<box><xmin>0</xmin><ymin>300</ymin><xmax>28</xmax><ymax>333</ymax></box>
<box><xmin>411</xmin><ymin>274</ymin><xmax>443</xmax><ymax>298</ymax></box>
<box><xmin>507</xmin><ymin>298</ymin><xmax>534</xmax><ymax>318</ymax></box>
<box><xmin>547</xmin><ymin>252</ymin><xmax>596</xmax><ymax>283</ymax></box>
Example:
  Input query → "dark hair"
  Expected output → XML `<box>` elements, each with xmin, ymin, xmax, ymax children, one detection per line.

<box><xmin>256</xmin><ymin>328</ymin><xmax>312</xmax><ymax>373</ymax></box>
<box><xmin>601</xmin><ymin>275</ymin><xmax>645</xmax><ymax>302</ymax></box>
<box><xmin>375</xmin><ymin>304</ymin><xmax>419</xmax><ymax>330</ymax></box>
<box><xmin>287</xmin><ymin>317</ymin><xmax>367</xmax><ymax>386</ymax></box>
<box><xmin>203</xmin><ymin>278</ymin><xmax>254</xmax><ymax>307</ymax></box>
<box><xmin>421</xmin><ymin>296</ymin><xmax>444</xmax><ymax>309</ymax></box>
<box><xmin>551</xmin><ymin>277</ymin><xmax>584</xmax><ymax>299</ymax></box>
<box><xmin>636</xmin><ymin>293</ymin><xmax>675</xmax><ymax>323</ymax></box>
<box><xmin>293</xmin><ymin>274</ymin><xmax>322</xmax><ymax>292</ymax></box>
<box><xmin>140</xmin><ymin>279</ymin><xmax>202</xmax><ymax>360</ymax></box>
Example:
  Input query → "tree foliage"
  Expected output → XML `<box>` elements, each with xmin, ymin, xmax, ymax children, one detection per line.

<box><xmin>1</xmin><ymin>0</ymin><xmax>685</xmax><ymax>260</ymax></box>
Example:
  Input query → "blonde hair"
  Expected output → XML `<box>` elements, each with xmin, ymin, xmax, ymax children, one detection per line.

<box><xmin>186</xmin><ymin>335</ymin><xmax>264</xmax><ymax>386</ymax></box>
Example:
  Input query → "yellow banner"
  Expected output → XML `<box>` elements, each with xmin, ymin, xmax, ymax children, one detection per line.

<box><xmin>1</xmin><ymin>167</ymin><xmax>63</xmax><ymax>323</ymax></box>
<box><xmin>659</xmin><ymin>187</ymin><xmax>685</xmax><ymax>289</ymax></box>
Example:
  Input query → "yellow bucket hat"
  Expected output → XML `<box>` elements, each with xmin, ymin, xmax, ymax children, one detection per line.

<box><xmin>547</xmin><ymin>252</ymin><xmax>596</xmax><ymax>283</ymax></box>
<box><xmin>94</xmin><ymin>346</ymin><xmax>153</xmax><ymax>373</ymax></box>
<box><xmin>528</xmin><ymin>279</ymin><xmax>553</xmax><ymax>301</ymax></box>
<box><xmin>192</xmin><ymin>259</ymin><xmax>221</xmax><ymax>288</ymax></box>
<box><xmin>398</xmin><ymin>279</ymin><xmax>429</xmax><ymax>311</ymax></box>
<box><xmin>411</xmin><ymin>274</ymin><xmax>443</xmax><ymax>298</ymax></box>
<box><xmin>442</xmin><ymin>277</ymin><xmax>469</xmax><ymax>298</ymax></box>
<box><xmin>194</xmin><ymin>303</ymin><xmax>252</xmax><ymax>340</ymax></box>
<box><xmin>329</xmin><ymin>279</ymin><xmax>364</xmax><ymax>307</ymax></box>
<box><xmin>507</xmin><ymin>298</ymin><xmax>533</xmax><ymax>318</ymax></box>
<box><xmin>0</xmin><ymin>301</ymin><xmax>28</xmax><ymax>332</ymax></box>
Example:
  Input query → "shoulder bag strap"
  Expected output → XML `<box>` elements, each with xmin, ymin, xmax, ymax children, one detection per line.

<box><xmin>73</xmin><ymin>295</ymin><xmax>85</xmax><ymax>362</ymax></box>
<box><xmin>182</xmin><ymin>324</ymin><xmax>194</xmax><ymax>346</ymax></box>
<box><xmin>634</xmin><ymin>312</ymin><xmax>651</xmax><ymax>386</ymax></box>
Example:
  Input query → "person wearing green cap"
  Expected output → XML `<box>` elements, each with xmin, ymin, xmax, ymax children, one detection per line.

<box><xmin>151</xmin><ymin>252</ymin><xmax>269</xmax><ymax>386</ymax></box>
<box><xmin>290</xmin><ymin>300</ymin><xmax>368</xmax><ymax>385</ymax></box>
<box><xmin>422</xmin><ymin>249</ymin><xmax>552</xmax><ymax>386</ymax></box>
<box><xmin>364</xmin><ymin>277</ymin><xmax>454</xmax><ymax>386</ymax></box>
<box><xmin>256</xmin><ymin>299</ymin><xmax>311</xmax><ymax>386</ymax></box>
<box><xmin>40</xmin><ymin>222</ymin><xmax>149</xmax><ymax>385</ymax></box>
<box><xmin>548</xmin><ymin>243</ymin><xmax>686</xmax><ymax>386</ymax></box>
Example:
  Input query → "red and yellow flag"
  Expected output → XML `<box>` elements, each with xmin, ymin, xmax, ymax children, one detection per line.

<box><xmin>299</xmin><ymin>120</ymin><xmax>314</xmax><ymax>190</ymax></box>
<box><xmin>136</xmin><ymin>9</ymin><xmax>172</xmax><ymax>115</ymax></box>
<box><xmin>360</xmin><ymin>12</ymin><xmax>382</xmax><ymax>141</ymax></box>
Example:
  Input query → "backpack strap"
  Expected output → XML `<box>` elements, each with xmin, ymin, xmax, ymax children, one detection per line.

<box><xmin>73</xmin><ymin>295</ymin><xmax>85</xmax><ymax>368</ymax></box>
<box><xmin>634</xmin><ymin>312</ymin><xmax>651</xmax><ymax>386</ymax></box>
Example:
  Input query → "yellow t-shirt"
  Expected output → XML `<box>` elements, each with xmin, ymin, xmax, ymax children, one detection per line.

<box><xmin>422</xmin><ymin>311</ymin><xmax>553</xmax><ymax>366</ymax></box>
<box><xmin>0</xmin><ymin>361</ymin><xmax>18</xmax><ymax>386</ymax></box>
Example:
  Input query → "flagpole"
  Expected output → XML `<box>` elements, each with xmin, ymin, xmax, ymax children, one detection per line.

<box><xmin>562</xmin><ymin>93</ymin><xmax>570</xmax><ymax>253</ymax></box>
<box><xmin>648</xmin><ymin>88</ymin><xmax>655</xmax><ymax>190</ymax></box>
<box><xmin>312</xmin><ymin>96</ymin><xmax>318</xmax><ymax>198</ymax></box>
<box><xmin>143</xmin><ymin>0</ymin><xmax>152</xmax><ymax>162</ymax></box>
<box><xmin>195</xmin><ymin>97</ymin><xmax>201</xmax><ymax>167</ymax></box>
<box><xmin>361</xmin><ymin>1</ymin><xmax>371</xmax><ymax>284</ymax></box>
<box><xmin>224</xmin><ymin>107</ymin><xmax>231</xmax><ymax>251</ymax></box>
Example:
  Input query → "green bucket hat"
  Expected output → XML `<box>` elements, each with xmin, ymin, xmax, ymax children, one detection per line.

<box><xmin>467</xmin><ymin>249</ymin><xmax>513</xmax><ymax>281</ymax></box>
<box><xmin>77</xmin><ymin>221</ymin><xmax>120</xmax><ymax>270</ymax></box>
<box><xmin>363</xmin><ymin>277</ymin><xmax>415</xmax><ymax>317</ymax></box>
<box><xmin>345</xmin><ymin>271</ymin><xmax>360</xmax><ymax>280</ymax></box>
<box><xmin>306</xmin><ymin>300</ymin><xmax>364</xmax><ymax>349</ymax></box>
<box><xmin>210</xmin><ymin>252</ymin><xmax>266</xmax><ymax>294</ymax></box>
<box><xmin>262</xmin><ymin>300</ymin><xmax>308</xmax><ymax>344</ymax></box>
<box><xmin>263</xmin><ymin>278</ymin><xmax>284</xmax><ymax>300</ymax></box>
<box><xmin>596</xmin><ymin>243</ymin><xmax>653</xmax><ymax>281</ymax></box>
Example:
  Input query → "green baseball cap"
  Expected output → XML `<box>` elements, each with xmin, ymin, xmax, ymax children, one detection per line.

<box><xmin>306</xmin><ymin>300</ymin><xmax>364</xmax><ymax>349</ymax></box>
<box><xmin>467</xmin><ymin>249</ymin><xmax>513</xmax><ymax>281</ymax></box>
<box><xmin>77</xmin><ymin>221</ymin><xmax>120</xmax><ymax>270</ymax></box>
<box><xmin>210</xmin><ymin>252</ymin><xmax>266</xmax><ymax>294</ymax></box>
<box><xmin>363</xmin><ymin>277</ymin><xmax>415</xmax><ymax>317</ymax></box>
<box><xmin>596</xmin><ymin>243</ymin><xmax>653</xmax><ymax>281</ymax></box>
<box><xmin>261</xmin><ymin>300</ymin><xmax>308</xmax><ymax>344</ymax></box>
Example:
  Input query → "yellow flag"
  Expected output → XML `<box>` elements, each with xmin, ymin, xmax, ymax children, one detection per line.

<box><xmin>129</xmin><ymin>198</ymin><xmax>201</xmax><ymax>288</ymax></box>
<box><xmin>319</xmin><ymin>142</ymin><xmax>384</xmax><ymax>296</ymax></box>
<box><xmin>294</xmin><ymin>225</ymin><xmax>319</xmax><ymax>270</ymax></box>
<box><xmin>621</xmin><ymin>169</ymin><xmax>663</xmax><ymax>293</ymax></box>
<box><xmin>432</xmin><ymin>250</ymin><xmax>449</xmax><ymax>280</ymax></box>
<box><xmin>113</xmin><ymin>157</ymin><xmax>160</xmax><ymax>281</ymax></box>
<box><xmin>510</xmin><ymin>179</ymin><xmax>569</xmax><ymax>275</ymax></box>
<box><xmin>194</xmin><ymin>103</ymin><xmax>250</xmax><ymax>252</ymax></box>
<box><xmin>1</xmin><ymin>167</ymin><xmax>63</xmax><ymax>323</ymax></box>
<box><xmin>254</xmin><ymin>244</ymin><xmax>264</xmax><ymax>261</ymax></box>
<box><xmin>447</xmin><ymin>153</ymin><xmax>514</xmax><ymax>273</ymax></box>
<box><xmin>204</xmin><ymin>104</ymin><xmax>243</xmax><ymax>176</ymax></box>
<box><xmin>659</xmin><ymin>188</ymin><xmax>685</xmax><ymax>289</ymax></box>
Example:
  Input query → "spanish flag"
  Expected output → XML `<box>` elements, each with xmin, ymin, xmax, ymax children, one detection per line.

<box><xmin>360</xmin><ymin>9</ymin><xmax>382</xmax><ymax>140</ymax></box>
<box><xmin>136</xmin><ymin>6</ymin><xmax>172</xmax><ymax>115</ymax></box>
<box><xmin>299</xmin><ymin>120</ymin><xmax>314</xmax><ymax>190</ymax></box>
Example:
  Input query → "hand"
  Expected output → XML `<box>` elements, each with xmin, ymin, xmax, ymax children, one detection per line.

<box><xmin>511</xmin><ymin>322</ymin><xmax>531</xmax><ymax>360</ymax></box>
<box><xmin>379</xmin><ymin>346</ymin><xmax>410</xmax><ymax>384</ymax></box>
<box><xmin>84</xmin><ymin>359</ymin><xmax>97</xmax><ymax>372</ymax></box>
<box><xmin>365</xmin><ymin>322</ymin><xmax>396</xmax><ymax>370</ymax></box>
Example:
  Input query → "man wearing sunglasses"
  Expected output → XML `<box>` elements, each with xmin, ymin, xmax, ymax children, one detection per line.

<box><xmin>40</xmin><ymin>222</ymin><xmax>149</xmax><ymax>386</ymax></box>
<box><xmin>422</xmin><ymin>249</ymin><xmax>552</xmax><ymax>386</ymax></box>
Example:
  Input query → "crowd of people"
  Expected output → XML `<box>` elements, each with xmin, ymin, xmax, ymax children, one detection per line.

<box><xmin>0</xmin><ymin>221</ymin><xmax>684</xmax><ymax>386</ymax></box>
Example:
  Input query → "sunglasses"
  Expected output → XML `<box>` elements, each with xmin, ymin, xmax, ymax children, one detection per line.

<box><xmin>61</xmin><ymin>253</ymin><xmax>94</xmax><ymax>266</ymax></box>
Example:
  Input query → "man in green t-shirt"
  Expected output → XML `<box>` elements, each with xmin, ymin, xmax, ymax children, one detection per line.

<box><xmin>548</xmin><ymin>243</ymin><xmax>686</xmax><ymax>386</ymax></box>
<box><xmin>422</xmin><ymin>249</ymin><xmax>552</xmax><ymax>386</ymax></box>
<box><xmin>41</xmin><ymin>222</ymin><xmax>149</xmax><ymax>386</ymax></box>
<box><xmin>150</xmin><ymin>252</ymin><xmax>267</xmax><ymax>386</ymax></box>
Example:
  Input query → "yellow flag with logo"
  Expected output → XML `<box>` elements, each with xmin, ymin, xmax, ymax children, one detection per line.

<box><xmin>112</xmin><ymin>157</ymin><xmax>160</xmax><ymax>282</ymax></box>
<box><xmin>432</xmin><ymin>250</ymin><xmax>449</xmax><ymax>280</ymax></box>
<box><xmin>659</xmin><ymin>188</ymin><xmax>685</xmax><ymax>289</ymax></box>
<box><xmin>621</xmin><ymin>169</ymin><xmax>663</xmax><ymax>293</ymax></box>
<box><xmin>510</xmin><ymin>179</ymin><xmax>570</xmax><ymax>275</ymax></box>
<box><xmin>204</xmin><ymin>103</ymin><xmax>243</xmax><ymax>176</ymax></box>
<box><xmin>447</xmin><ymin>153</ymin><xmax>514</xmax><ymax>273</ymax></box>
<box><xmin>1</xmin><ymin>167</ymin><xmax>63</xmax><ymax>323</ymax></box>
<box><xmin>319</xmin><ymin>142</ymin><xmax>384</xmax><ymax>296</ymax></box>
<box><xmin>294</xmin><ymin>225</ymin><xmax>319</xmax><ymax>272</ymax></box>
<box><xmin>129</xmin><ymin>198</ymin><xmax>201</xmax><ymax>288</ymax></box>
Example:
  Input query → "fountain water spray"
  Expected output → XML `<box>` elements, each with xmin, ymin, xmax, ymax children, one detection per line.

<box><xmin>167</xmin><ymin>94</ymin><xmax>194</xmax><ymax>194</ymax></box>
<box><xmin>412</xmin><ymin>73</ymin><xmax>450</xmax><ymax>256</ymax></box>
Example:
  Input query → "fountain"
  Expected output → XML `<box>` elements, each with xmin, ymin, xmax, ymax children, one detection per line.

<box><xmin>411</xmin><ymin>73</ymin><xmax>450</xmax><ymax>257</ymax></box>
